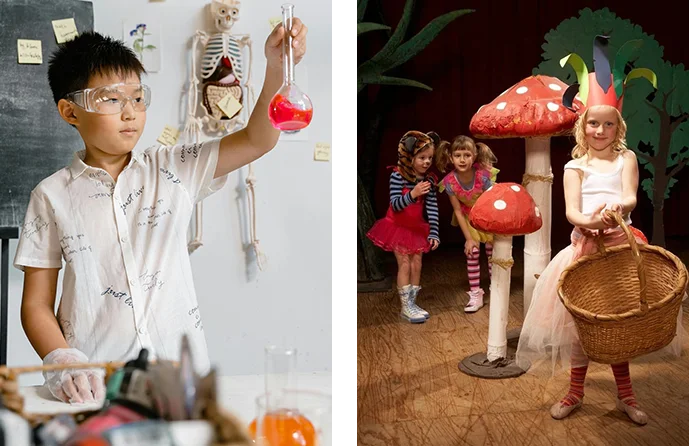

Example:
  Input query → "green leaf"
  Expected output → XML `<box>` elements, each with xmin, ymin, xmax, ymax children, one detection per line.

<box><xmin>560</xmin><ymin>53</ymin><xmax>589</xmax><ymax>105</ymax></box>
<box><xmin>133</xmin><ymin>41</ymin><xmax>143</xmax><ymax>52</ymax></box>
<box><xmin>641</xmin><ymin>177</ymin><xmax>654</xmax><ymax>201</ymax></box>
<box><xmin>665</xmin><ymin>177</ymin><xmax>678</xmax><ymax>199</ymax></box>
<box><xmin>368</xmin><ymin>0</ymin><xmax>416</xmax><ymax>66</ymax></box>
<box><xmin>358</xmin><ymin>22</ymin><xmax>391</xmax><ymax>36</ymax></box>
<box><xmin>624</xmin><ymin>68</ymin><xmax>657</xmax><ymax>89</ymax></box>
<box><xmin>357</xmin><ymin>0</ymin><xmax>368</xmax><ymax>23</ymax></box>
<box><xmin>382</xmin><ymin>9</ymin><xmax>474</xmax><ymax>72</ymax></box>
<box><xmin>613</xmin><ymin>39</ymin><xmax>643</xmax><ymax>98</ymax></box>
<box><xmin>362</xmin><ymin>75</ymin><xmax>432</xmax><ymax>91</ymax></box>
<box><xmin>635</xmin><ymin>149</ymin><xmax>652</xmax><ymax>165</ymax></box>
<box><xmin>144</xmin><ymin>45</ymin><xmax>156</xmax><ymax>50</ymax></box>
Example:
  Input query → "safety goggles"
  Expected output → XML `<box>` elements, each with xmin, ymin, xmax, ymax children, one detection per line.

<box><xmin>64</xmin><ymin>83</ymin><xmax>151</xmax><ymax>115</ymax></box>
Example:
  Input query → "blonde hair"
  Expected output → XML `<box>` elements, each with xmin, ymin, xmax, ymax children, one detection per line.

<box><xmin>436</xmin><ymin>135</ymin><xmax>497</xmax><ymax>173</ymax></box>
<box><xmin>571</xmin><ymin>105</ymin><xmax>628</xmax><ymax>159</ymax></box>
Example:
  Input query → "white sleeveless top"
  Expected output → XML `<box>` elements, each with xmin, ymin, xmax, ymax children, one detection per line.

<box><xmin>564</xmin><ymin>155</ymin><xmax>631</xmax><ymax>225</ymax></box>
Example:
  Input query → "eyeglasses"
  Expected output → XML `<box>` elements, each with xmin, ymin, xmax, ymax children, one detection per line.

<box><xmin>64</xmin><ymin>83</ymin><xmax>151</xmax><ymax>115</ymax></box>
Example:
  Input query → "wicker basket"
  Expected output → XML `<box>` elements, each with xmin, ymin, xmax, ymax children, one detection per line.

<box><xmin>557</xmin><ymin>211</ymin><xmax>688</xmax><ymax>364</ymax></box>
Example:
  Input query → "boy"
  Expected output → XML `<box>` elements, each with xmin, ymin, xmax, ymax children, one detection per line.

<box><xmin>14</xmin><ymin>21</ymin><xmax>308</xmax><ymax>404</ymax></box>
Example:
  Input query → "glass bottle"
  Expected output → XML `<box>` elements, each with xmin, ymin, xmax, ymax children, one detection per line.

<box><xmin>268</xmin><ymin>3</ymin><xmax>313</xmax><ymax>133</ymax></box>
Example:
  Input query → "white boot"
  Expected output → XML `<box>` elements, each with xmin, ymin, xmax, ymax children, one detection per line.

<box><xmin>409</xmin><ymin>285</ymin><xmax>430</xmax><ymax>319</ymax></box>
<box><xmin>399</xmin><ymin>285</ymin><xmax>425</xmax><ymax>324</ymax></box>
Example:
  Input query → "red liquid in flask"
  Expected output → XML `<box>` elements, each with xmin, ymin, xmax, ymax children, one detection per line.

<box><xmin>269</xmin><ymin>94</ymin><xmax>313</xmax><ymax>132</ymax></box>
<box><xmin>249</xmin><ymin>410</ymin><xmax>317</xmax><ymax>446</ymax></box>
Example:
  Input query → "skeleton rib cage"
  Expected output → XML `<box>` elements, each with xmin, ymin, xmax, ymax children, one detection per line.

<box><xmin>201</xmin><ymin>33</ymin><xmax>245</xmax><ymax>83</ymax></box>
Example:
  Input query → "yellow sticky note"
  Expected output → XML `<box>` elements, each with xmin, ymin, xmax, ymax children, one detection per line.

<box><xmin>314</xmin><ymin>142</ymin><xmax>331</xmax><ymax>161</ymax></box>
<box><xmin>157</xmin><ymin>125</ymin><xmax>180</xmax><ymax>146</ymax></box>
<box><xmin>269</xmin><ymin>17</ymin><xmax>282</xmax><ymax>29</ymax></box>
<box><xmin>17</xmin><ymin>39</ymin><xmax>42</xmax><ymax>64</ymax></box>
<box><xmin>217</xmin><ymin>94</ymin><xmax>242</xmax><ymax>119</ymax></box>
<box><xmin>52</xmin><ymin>18</ymin><xmax>79</xmax><ymax>44</ymax></box>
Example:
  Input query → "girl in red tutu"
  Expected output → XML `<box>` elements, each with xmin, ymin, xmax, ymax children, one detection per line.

<box><xmin>367</xmin><ymin>131</ymin><xmax>443</xmax><ymax>323</ymax></box>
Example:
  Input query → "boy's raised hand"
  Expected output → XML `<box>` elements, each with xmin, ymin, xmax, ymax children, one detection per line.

<box><xmin>265</xmin><ymin>18</ymin><xmax>308</xmax><ymax>71</ymax></box>
<box><xmin>43</xmin><ymin>347</ymin><xmax>106</xmax><ymax>404</ymax></box>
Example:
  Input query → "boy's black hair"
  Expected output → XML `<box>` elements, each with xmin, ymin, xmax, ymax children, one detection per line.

<box><xmin>48</xmin><ymin>31</ymin><xmax>146</xmax><ymax>104</ymax></box>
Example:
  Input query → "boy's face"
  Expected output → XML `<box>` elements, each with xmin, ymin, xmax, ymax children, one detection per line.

<box><xmin>60</xmin><ymin>71</ymin><xmax>147</xmax><ymax>158</ymax></box>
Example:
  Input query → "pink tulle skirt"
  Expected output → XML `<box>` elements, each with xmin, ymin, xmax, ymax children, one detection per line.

<box><xmin>516</xmin><ymin>227</ymin><xmax>686</xmax><ymax>375</ymax></box>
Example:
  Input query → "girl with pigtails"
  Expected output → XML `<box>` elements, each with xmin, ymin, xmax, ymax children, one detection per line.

<box><xmin>437</xmin><ymin>135</ymin><xmax>499</xmax><ymax>313</ymax></box>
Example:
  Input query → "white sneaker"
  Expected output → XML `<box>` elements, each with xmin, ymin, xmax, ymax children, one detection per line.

<box><xmin>465</xmin><ymin>289</ymin><xmax>485</xmax><ymax>313</ymax></box>
<box><xmin>409</xmin><ymin>285</ymin><xmax>430</xmax><ymax>319</ymax></box>
<box><xmin>399</xmin><ymin>285</ymin><xmax>426</xmax><ymax>324</ymax></box>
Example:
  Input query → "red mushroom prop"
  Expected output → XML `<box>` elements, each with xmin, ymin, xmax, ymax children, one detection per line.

<box><xmin>458</xmin><ymin>183</ymin><xmax>541</xmax><ymax>378</ymax></box>
<box><xmin>469</xmin><ymin>75</ymin><xmax>581</xmax><ymax>317</ymax></box>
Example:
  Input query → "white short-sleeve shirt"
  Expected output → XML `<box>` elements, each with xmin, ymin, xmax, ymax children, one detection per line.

<box><xmin>14</xmin><ymin>139</ymin><xmax>226</xmax><ymax>374</ymax></box>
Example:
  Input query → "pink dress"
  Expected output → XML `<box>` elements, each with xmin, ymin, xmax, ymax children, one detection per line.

<box><xmin>439</xmin><ymin>164</ymin><xmax>499</xmax><ymax>244</ymax></box>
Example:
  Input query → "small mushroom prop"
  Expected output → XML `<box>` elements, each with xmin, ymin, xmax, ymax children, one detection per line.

<box><xmin>469</xmin><ymin>183</ymin><xmax>542</xmax><ymax>363</ymax></box>
<box><xmin>469</xmin><ymin>75</ymin><xmax>581</xmax><ymax>317</ymax></box>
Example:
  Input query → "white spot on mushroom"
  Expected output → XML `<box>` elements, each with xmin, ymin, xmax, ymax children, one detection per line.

<box><xmin>535</xmin><ymin>206</ymin><xmax>541</xmax><ymax>217</ymax></box>
<box><xmin>516</xmin><ymin>86</ymin><xmax>528</xmax><ymax>94</ymax></box>
<box><xmin>494</xmin><ymin>200</ymin><xmax>507</xmax><ymax>210</ymax></box>
<box><xmin>510</xmin><ymin>185</ymin><xmax>521</xmax><ymax>192</ymax></box>
<box><xmin>496</xmin><ymin>102</ymin><xmax>507</xmax><ymax>110</ymax></box>
<box><xmin>547</xmin><ymin>102</ymin><xmax>560</xmax><ymax>112</ymax></box>
<box><xmin>548</xmin><ymin>83</ymin><xmax>562</xmax><ymax>91</ymax></box>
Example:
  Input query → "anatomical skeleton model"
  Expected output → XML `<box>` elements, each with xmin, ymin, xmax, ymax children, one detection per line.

<box><xmin>183</xmin><ymin>0</ymin><xmax>265</xmax><ymax>270</ymax></box>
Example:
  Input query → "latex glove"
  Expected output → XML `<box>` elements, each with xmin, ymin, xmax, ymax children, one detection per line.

<box><xmin>42</xmin><ymin>348</ymin><xmax>106</xmax><ymax>404</ymax></box>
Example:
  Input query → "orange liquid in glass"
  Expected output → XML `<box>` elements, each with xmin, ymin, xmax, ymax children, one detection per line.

<box><xmin>268</xmin><ymin>94</ymin><xmax>313</xmax><ymax>131</ymax></box>
<box><xmin>248</xmin><ymin>410</ymin><xmax>317</xmax><ymax>446</ymax></box>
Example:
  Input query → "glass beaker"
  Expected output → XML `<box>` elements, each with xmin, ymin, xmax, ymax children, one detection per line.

<box><xmin>268</xmin><ymin>3</ymin><xmax>313</xmax><ymax>133</ymax></box>
<box><xmin>254</xmin><ymin>389</ymin><xmax>332</xmax><ymax>446</ymax></box>
<box><xmin>249</xmin><ymin>346</ymin><xmax>298</xmax><ymax>439</ymax></box>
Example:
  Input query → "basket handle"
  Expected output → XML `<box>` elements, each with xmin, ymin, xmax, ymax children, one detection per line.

<box><xmin>604</xmin><ymin>210</ymin><xmax>648</xmax><ymax>313</ymax></box>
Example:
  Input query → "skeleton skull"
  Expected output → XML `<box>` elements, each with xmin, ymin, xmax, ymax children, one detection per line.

<box><xmin>211</xmin><ymin>0</ymin><xmax>240</xmax><ymax>32</ymax></box>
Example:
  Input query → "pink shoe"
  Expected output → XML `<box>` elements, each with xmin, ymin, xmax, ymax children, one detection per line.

<box><xmin>550</xmin><ymin>399</ymin><xmax>583</xmax><ymax>419</ymax></box>
<box><xmin>464</xmin><ymin>289</ymin><xmax>485</xmax><ymax>313</ymax></box>
<box><xmin>616</xmin><ymin>398</ymin><xmax>648</xmax><ymax>425</ymax></box>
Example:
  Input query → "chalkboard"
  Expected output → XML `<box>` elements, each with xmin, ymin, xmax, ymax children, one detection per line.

<box><xmin>0</xmin><ymin>0</ymin><xmax>94</xmax><ymax>231</ymax></box>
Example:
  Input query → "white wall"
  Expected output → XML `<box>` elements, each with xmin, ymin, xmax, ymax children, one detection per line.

<box><xmin>6</xmin><ymin>0</ymin><xmax>331</xmax><ymax>384</ymax></box>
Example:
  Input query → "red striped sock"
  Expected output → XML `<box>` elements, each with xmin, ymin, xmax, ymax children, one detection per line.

<box><xmin>485</xmin><ymin>243</ymin><xmax>493</xmax><ymax>278</ymax></box>
<box><xmin>560</xmin><ymin>365</ymin><xmax>588</xmax><ymax>406</ymax></box>
<box><xmin>611</xmin><ymin>362</ymin><xmax>637</xmax><ymax>407</ymax></box>
<box><xmin>467</xmin><ymin>249</ymin><xmax>480</xmax><ymax>290</ymax></box>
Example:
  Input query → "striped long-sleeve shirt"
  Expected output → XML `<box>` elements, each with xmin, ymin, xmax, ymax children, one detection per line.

<box><xmin>389</xmin><ymin>171</ymin><xmax>440</xmax><ymax>241</ymax></box>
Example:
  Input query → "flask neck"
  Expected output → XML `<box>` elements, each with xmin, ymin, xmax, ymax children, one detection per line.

<box><xmin>281</xmin><ymin>4</ymin><xmax>295</xmax><ymax>85</ymax></box>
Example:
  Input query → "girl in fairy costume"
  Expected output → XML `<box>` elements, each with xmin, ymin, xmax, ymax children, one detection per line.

<box><xmin>517</xmin><ymin>35</ymin><xmax>684</xmax><ymax>425</ymax></box>
<box><xmin>437</xmin><ymin>135</ymin><xmax>498</xmax><ymax>313</ymax></box>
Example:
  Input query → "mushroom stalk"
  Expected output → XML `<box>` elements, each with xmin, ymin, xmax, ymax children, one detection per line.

<box><xmin>523</xmin><ymin>136</ymin><xmax>552</xmax><ymax>317</ymax></box>
<box><xmin>486</xmin><ymin>234</ymin><xmax>513</xmax><ymax>361</ymax></box>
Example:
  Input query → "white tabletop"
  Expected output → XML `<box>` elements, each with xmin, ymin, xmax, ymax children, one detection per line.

<box><xmin>20</xmin><ymin>371</ymin><xmax>332</xmax><ymax>423</ymax></box>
